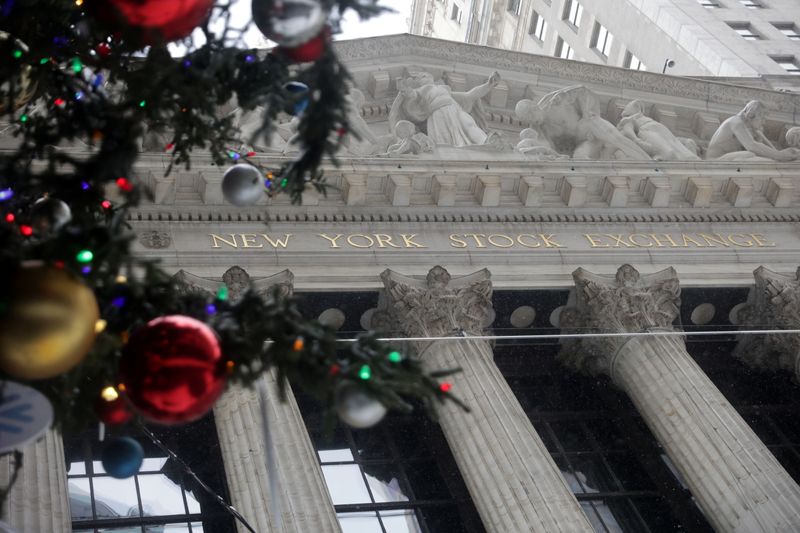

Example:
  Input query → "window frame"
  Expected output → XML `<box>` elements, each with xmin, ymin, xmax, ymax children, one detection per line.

<box><xmin>562</xmin><ymin>0</ymin><xmax>584</xmax><ymax>30</ymax></box>
<box><xmin>771</xmin><ymin>55</ymin><xmax>800</xmax><ymax>75</ymax></box>
<box><xmin>591</xmin><ymin>22</ymin><xmax>614</xmax><ymax>57</ymax></box>
<box><xmin>450</xmin><ymin>3</ymin><xmax>463</xmax><ymax>24</ymax></box>
<box><xmin>738</xmin><ymin>0</ymin><xmax>764</xmax><ymax>7</ymax></box>
<box><xmin>728</xmin><ymin>22</ymin><xmax>763</xmax><ymax>40</ymax></box>
<box><xmin>697</xmin><ymin>0</ymin><xmax>722</xmax><ymax>7</ymax></box>
<box><xmin>555</xmin><ymin>36</ymin><xmax>575</xmax><ymax>59</ymax></box>
<box><xmin>773</xmin><ymin>23</ymin><xmax>800</xmax><ymax>40</ymax></box>
<box><xmin>507</xmin><ymin>0</ymin><xmax>522</xmax><ymax>16</ymax></box>
<box><xmin>624</xmin><ymin>51</ymin><xmax>646</xmax><ymax>71</ymax></box>
<box><xmin>528</xmin><ymin>10</ymin><xmax>548</xmax><ymax>42</ymax></box>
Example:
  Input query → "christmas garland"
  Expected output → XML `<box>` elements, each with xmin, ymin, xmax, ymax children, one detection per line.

<box><xmin>0</xmin><ymin>0</ymin><xmax>464</xmax><ymax>464</ymax></box>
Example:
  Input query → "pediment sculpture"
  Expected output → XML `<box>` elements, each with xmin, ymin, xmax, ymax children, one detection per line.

<box><xmin>707</xmin><ymin>100</ymin><xmax>800</xmax><ymax>161</ymax></box>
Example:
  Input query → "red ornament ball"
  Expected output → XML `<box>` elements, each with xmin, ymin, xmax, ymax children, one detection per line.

<box><xmin>95</xmin><ymin>394</ymin><xmax>133</xmax><ymax>426</ymax></box>
<box><xmin>277</xmin><ymin>26</ymin><xmax>329</xmax><ymax>63</ymax></box>
<box><xmin>93</xmin><ymin>0</ymin><xmax>215</xmax><ymax>44</ymax></box>
<box><xmin>119</xmin><ymin>315</ymin><xmax>226</xmax><ymax>425</ymax></box>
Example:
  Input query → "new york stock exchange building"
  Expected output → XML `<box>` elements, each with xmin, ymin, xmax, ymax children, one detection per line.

<box><xmin>8</xmin><ymin>35</ymin><xmax>800</xmax><ymax>533</ymax></box>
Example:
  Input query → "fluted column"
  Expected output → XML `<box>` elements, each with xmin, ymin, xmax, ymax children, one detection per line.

<box><xmin>214</xmin><ymin>374</ymin><xmax>340</xmax><ymax>533</ymax></box>
<box><xmin>174</xmin><ymin>266</ymin><xmax>339</xmax><ymax>533</ymax></box>
<box><xmin>0</xmin><ymin>430</ymin><xmax>71</xmax><ymax>532</ymax></box>
<box><xmin>375</xmin><ymin>266</ymin><xmax>593</xmax><ymax>533</ymax></box>
<box><xmin>560</xmin><ymin>264</ymin><xmax>800</xmax><ymax>533</ymax></box>
<box><xmin>734</xmin><ymin>266</ymin><xmax>800</xmax><ymax>380</ymax></box>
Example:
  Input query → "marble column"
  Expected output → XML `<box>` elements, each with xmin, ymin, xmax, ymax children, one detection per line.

<box><xmin>0</xmin><ymin>430</ymin><xmax>71</xmax><ymax>532</ymax></box>
<box><xmin>734</xmin><ymin>266</ymin><xmax>800</xmax><ymax>380</ymax></box>
<box><xmin>559</xmin><ymin>264</ymin><xmax>800</xmax><ymax>533</ymax></box>
<box><xmin>214</xmin><ymin>374</ymin><xmax>340</xmax><ymax>533</ymax></box>
<box><xmin>175</xmin><ymin>266</ymin><xmax>339</xmax><ymax>533</ymax></box>
<box><xmin>375</xmin><ymin>266</ymin><xmax>593</xmax><ymax>533</ymax></box>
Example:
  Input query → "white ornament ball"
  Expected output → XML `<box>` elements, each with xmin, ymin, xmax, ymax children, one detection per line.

<box><xmin>221</xmin><ymin>164</ymin><xmax>263</xmax><ymax>206</ymax></box>
<box><xmin>252</xmin><ymin>0</ymin><xmax>328</xmax><ymax>48</ymax></box>
<box><xmin>30</xmin><ymin>197</ymin><xmax>72</xmax><ymax>234</ymax></box>
<box><xmin>335</xmin><ymin>382</ymin><xmax>387</xmax><ymax>429</ymax></box>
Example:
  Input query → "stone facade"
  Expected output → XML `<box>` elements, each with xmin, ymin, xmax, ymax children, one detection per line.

<box><xmin>4</xmin><ymin>35</ymin><xmax>800</xmax><ymax>533</ymax></box>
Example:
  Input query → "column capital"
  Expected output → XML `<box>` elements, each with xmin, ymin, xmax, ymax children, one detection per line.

<box><xmin>734</xmin><ymin>266</ymin><xmax>800</xmax><ymax>373</ymax></box>
<box><xmin>560</xmin><ymin>265</ymin><xmax>681</xmax><ymax>375</ymax></box>
<box><xmin>374</xmin><ymin>266</ymin><xmax>493</xmax><ymax>338</ymax></box>
<box><xmin>173</xmin><ymin>266</ymin><xmax>293</xmax><ymax>302</ymax></box>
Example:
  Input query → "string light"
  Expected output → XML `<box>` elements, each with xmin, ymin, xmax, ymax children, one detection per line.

<box><xmin>328</xmin><ymin>364</ymin><xmax>341</xmax><ymax>376</ymax></box>
<box><xmin>4</xmin><ymin>213</ymin><xmax>14</xmax><ymax>223</ymax></box>
<box><xmin>358</xmin><ymin>365</ymin><xmax>371</xmax><ymax>380</ymax></box>
<box><xmin>100</xmin><ymin>386</ymin><xmax>119</xmax><ymax>402</ymax></box>
<box><xmin>116</xmin><ymin>177</ymin><xmax>133</xmax><ymax>192</ymax></box>
<box><xmin>0</xmin><ymin>188</ymin><xmax>13</xmax><ymax>201</ymax></box>
<box><xmin>388</xmin><ymin>351</ymin><xmax>402</xmax><ymax>363</ymax></box>
<box><xmin>80</xmin><ymin>181</ymin><xmax>90</xmax><ymax>190</ymax></box>
<box><xmin>216</xmin><ymin>286</ymin><xmax>229</xmax><ymax>301</ymax></box>
<box><xmin>95</xmin><ymin>319</ymin><xmax>107</xmax><ymax>334</ymax></box>
<box><xmin>101</xmin><ymin>200</ymin><xmax>112</xmax><ymax>209</ymax></box>
<box><xmin>292</xmin><ymin>337</ymin><xmax>304</xmax><ymax>351</ymax></box>
<box><xmin>138</xmin><ymin>100</ymin><xmax>146</xmax><ymax>107</ymax></box>
<box><xmin>12</xmin><ymin>50</ymin><xmax>22</xmax><ymax>59</ymax></box>
<box><xmin>116</xmin><ymin>275</ymin><xmax>127</xmax><ymax>284</ymax></box>
<box><xmin>70</xmin><ymin>57</ymin><xmax>82</xmax><ymax>73</ymax></box>
<box><xmin>81</xmin><ymin>265</ymin><xmax>91</xmax><ymax>274</ymax></box>
<box><xmin>206</xmin><ymin>303</ymin><xmax>217</xmax><ymax>314</ymax></box>
<box><xmin>440</xmin><ymin>382</ymin><xmax>453</xmax><ymax>392</ymax></box>
<box><xmin>54</xmin><ymin>97</ymin><xmax>66</xmax><ymax>107</ymax></box>
<box><xmin>76</xmin><ymin>249</ymin><xmax>93</xmax><ymax>263</ymax></box>
<box><xmin>111</xmin><ymin>296</ymin><xmax>126</xmax><ymax>308</ymax></box>
<box><xmin>19</xmin><ymin>114</ymin><xmax>27</xmax><ymax>123</ymax></box>
<box><xmin>75</xmin><ymin>0</ymin><xmax>84</xmax><ymax>5</ymax></box>
<box><xmin>19</xmin><ymin>225</ymin><xmax>33</xmax><ymax>236</ymax></box>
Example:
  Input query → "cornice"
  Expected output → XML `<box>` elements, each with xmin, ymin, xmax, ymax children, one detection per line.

<box><xmin>333</xmin><ymin>34</ymin><xmax>800</xmax><ymax>116</ymax></box>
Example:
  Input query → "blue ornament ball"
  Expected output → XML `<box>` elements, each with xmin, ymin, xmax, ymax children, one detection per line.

<box><xmin>283</xmin><ymin>81</ymin><xmax>309</xmax><ymax>116</ymax></box>
<box><xmin>101</xmin><ymin>436</ymin><xmax>144</xmax><ymax>479</ymax></box>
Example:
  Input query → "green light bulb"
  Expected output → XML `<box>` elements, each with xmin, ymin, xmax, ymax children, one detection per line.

<box><xmin>216</xmin><ymin>286</ymin><xmax>229</xmax><ymax>301</ymax></box>
<box><xmin>388</xmin><ymin>351</ymin><xmax>402</xmax><ymax>363</ymax></box>
<box><xmin>359</xmin><ymin>365</ymin><xmax>371</xmax><ymax>380</ymax></box>
<box><xmin>12</xmin><ymin>50</ymin><xmax>22</xmax><ymax>59</ymax></box>
<box><xmin>76</xmin><ymin>250</ymin><xmax>93</xmax><ymax>263</ymax></box>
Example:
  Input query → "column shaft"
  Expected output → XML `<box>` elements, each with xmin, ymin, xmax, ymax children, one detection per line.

<box><xmin>0</xmin><ymin>429</ymin><xmax>71</xmax><ymax>532</ymax></box>
<box><xmin>614</xmin><ymin>335</ymin><xmax>800</xmax><ymax>533</ymax></box>
<box><xmin>423</xmin><ymin>338</ymin><xmax>593</xmax><ymax>533</ymax></box>
<box><xmin>213</xmin><ymin>372</ymin><xmax>340</xmax><ymax>533</ymax></box>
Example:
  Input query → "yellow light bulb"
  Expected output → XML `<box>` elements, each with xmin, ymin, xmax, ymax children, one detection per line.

<box><xmin>115</xmin><ymin>275</ymin><xmax>127</xmax><ymax>284</ymax></box>
<box><xmin>100</xmin><ymin>386</ymin><xmax>119</xmax><ymax>402</ymax></box>
<box><xmin>95</xmin><ymin>319</ymin><xmax>107</xmax><ymax>333</ymax></box>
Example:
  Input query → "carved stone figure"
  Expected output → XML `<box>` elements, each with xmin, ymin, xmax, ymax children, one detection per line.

<box><xmin>388</xmin><ymin>71</ymin><xmax>500</xmax><ymax>147</ymax></box>
<box><xmin>707</xmin><ymin>100</ymin><xmax>800</xmax><ymax>161</ymax></box>
<box><xmin>617</xmin><ymin>100</ymin><xmax>700</xmax><ymax>160</ymax></box>
<box><xmin>515</xmin><ymin>127</ymin><xmax>568</xmax><ymax>160</ymax></box>
<box><xmin>515</xmin><ymin>86</ymin><xmax>652</xmax><ymax>160</ymax></box>
<box><xmin>785</xmin><ymin>126</ymin><xmax>800</xmax><ymax>149</ymax></box>
<box><xmin>172</xmin><ymin>267</ymin><xmax>293</xmax><ymax>304</ymax></box>
<box><xmin>383</xmin><ymin>120</ymin><xmax>435</xmax><ymax>156</ymax></box>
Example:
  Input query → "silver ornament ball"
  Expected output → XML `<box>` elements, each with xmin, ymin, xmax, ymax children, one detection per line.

<box><xmin>222</xmin><ymin>164</ymin><xmax>264</xmax><ymax>206</ymax></box>
<box><xmin>252</xmin><ymin>0</ymin><xmax>328</xmax><ymax>48</ymax></box>
<box><xmin>335</xmin><ymin>382</ymin><xmax>387</xmax><ymax>429</ymax></box>
<box><xmin>30</xmin><ymin>197</ymin><xmax>72</xmax><ymax>234</ymax></box>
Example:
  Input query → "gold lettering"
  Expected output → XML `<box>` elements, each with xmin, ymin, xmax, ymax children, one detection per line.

<box><xmin>318</xmin><ymin>233</ymin><xmax>343</xmax><ymax>248</ymax></box>
<box><xmin>373</xmin><ymin>234</ymin><xmax>401</xmax><ymax>248</ymax></box>
<box><xmin>347</xmin><ymin>234</ymin><xmax>374</xmax><ymax>248</ymax></box>
<box><xmin>260</xmin><ymin>234</ymin><xmax>292</xmax><ymax>248</ymax></box>
<box><xmin>516</xmin><ymin>234</ymin><xmax>541</xmax><ymax>248</ymax></box>
<box><xmin>680</xmin><ymin>234</ymin><xmax>705</xmax><ymax>247</ymax></box>
<box><xmin>727</xmin><ymin>234</ymin><xmax>753</xmax><ymax>247</ymax></box>
<box><xmin>629</xmin><ymin>234</ymin><xmax>654</xmax><ymax>247</ymax></box>
<box><xmin>449</xmin><ymin>234</ymin><xmax>468</xmax><ymax>248</ymax></box>
<box><xmin>750</xmin><ymin>234</ymin><xmax>776</xmax><ymax>247</ymax></box>
<box><xmin>540</xmin><ymin>234</ymin><xmax>564</xmax><ymax>248</ymax></box>
<box><xmin>699</xmin><ymin>233</ymin><xmax>730</xmax><ymax>248</ymax></box>
<box><xmin>584</xmin><ymin>234</ymin><xmax>609</xmax><ymax>248</ymax></box>
<box><xmin>607</xmin><ymin>234</ymin><xmax>634</xmax><ymax>248</ymax></box>
<box><xmin>210</xmin><ymin>233</ymin><xmax>238</xmax><ymax>248</ymax></box>
<box><xmin>240</xmin><ymin>234</ymin><xmax>263</xmax><ymax>248</ymax></box>
<box><xmin>464</xmin><ymin>234</ymin><xmax>487</xmax><ymax>247</ymax></box>
<box><xmin>650</xmin><ymin>234</ymin><xmax>683</xmax><ymax>247</ymax></box>
<box><xmin>400</xmin><ymin>234</ymin><xmax>427</xmax><ymax>248</ymax></box>
<box><xmin>488</xmin><ymin>234</ymin><xmax>515</xmax><ymax>248</ymax></box>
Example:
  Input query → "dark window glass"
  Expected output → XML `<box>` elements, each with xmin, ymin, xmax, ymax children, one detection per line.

<box><xmin>64</xmin><ymin>415</ymin><xmax>234</xmax><ymax>533</ymax></box>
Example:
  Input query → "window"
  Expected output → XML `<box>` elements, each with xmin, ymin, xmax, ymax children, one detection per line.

<box><xmin>773</xmin><ymin>23</ymin><xmax>800</xmax><ymax>40</ymax></box>
<box><xmin>591</xmin><ymin>22</ymin><xmax>614</xmax><ymax>57</ymax></box>
<box><xmin>507</xmin><ymin>0</ymin><xmax>521</xmax><ymax>16</ymax></box>
<box><xmin>297</xmin><ymin>394</ymin><xmax>484</xmax><ymax>533</ymax></box>
<box><xmin>529</xmin><ymin>10</ymin><xmax>548</xmax><ymax>41</ymax></box>
<box><xmin>739</xmin><ymin>0</ymin><xmax>763</xmax><ymax>7</ymax></box>
<box><xmin>450</xmin><ymin>3</ymin><xmax>462</xmax><ymax>23</ymax></box>
<box><xmin>728</xmin><ymin>22</ymin><xmax>762</xmax><ymax>40</ymax></box>
<box><xmin>772</xmin><ymin>56</ymin><xmax>800</xmax><ymax>74</ymax></box>
<box><xmin>65</xmin><ymin>416</ymin><xmax>234</xmax><ymax>533</ymax></box>
<box><xmin>562</xmin><ymin>0</ymin><xmax>584</xmax><ymax>29</ymax></box>
<box><xmin>698</xmin><ymin>0</ymin><xmax>721</xmax><ymax>6</ymax></box>
<box><xmin>624</xmin><ymin>51</ymin><xmax>646</xmax><ymax>71</ymax></box>
<box><xmin>556</xmin><ymin>37</ymin><xmax>575</xmax><ymax>59</ymax></box>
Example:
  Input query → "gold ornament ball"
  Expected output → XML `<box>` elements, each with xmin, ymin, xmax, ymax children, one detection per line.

<box><xmin>0</xmin><ymin>265</ymin><xmax>99</xmax><ymax>379</ymax></box>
